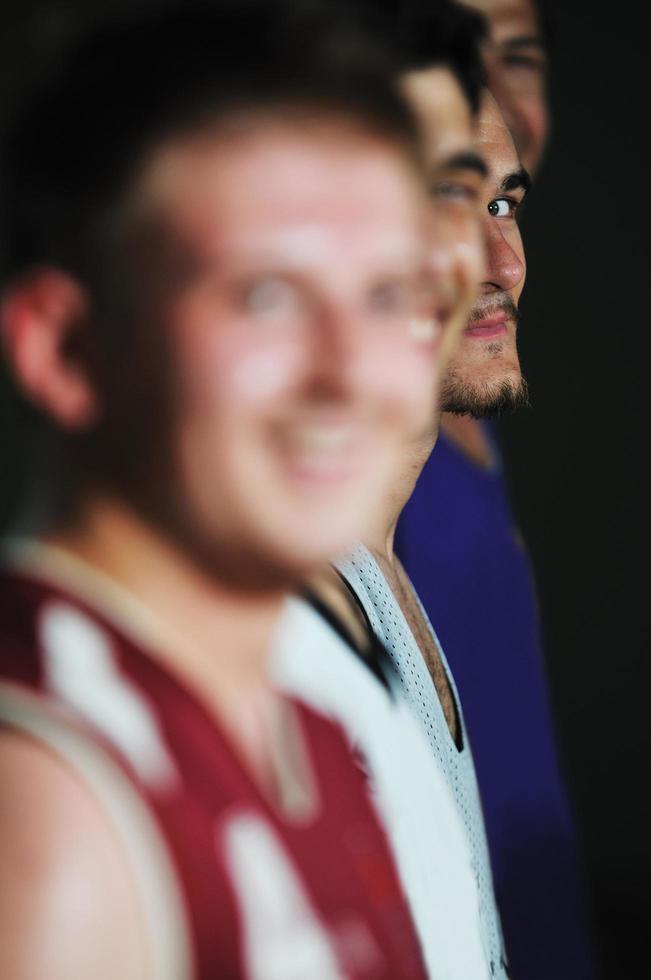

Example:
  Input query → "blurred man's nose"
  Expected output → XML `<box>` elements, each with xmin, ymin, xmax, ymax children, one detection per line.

<box><xmin>305</xmin><ymin>302</ymin><xmax>370</xmax><ymax>401</ymax></box>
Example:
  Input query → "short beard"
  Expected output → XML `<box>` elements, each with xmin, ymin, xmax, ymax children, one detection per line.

<box><xmin>441</xmin><ymin>374</ymin><xmax>530</xmax><ymax>419</ymax></box>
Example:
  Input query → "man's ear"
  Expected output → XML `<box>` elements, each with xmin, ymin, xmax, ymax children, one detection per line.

<box><xmin>0</xmin><ymin>269</ymin><xmax>100</xmax><ymax>429</ymax></box>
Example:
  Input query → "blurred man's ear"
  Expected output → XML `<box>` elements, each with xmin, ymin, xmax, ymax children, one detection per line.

<box><xmin>1</xmin><ymin>270</ymin><xmax>100</xmax><ymax>430</ymax></box>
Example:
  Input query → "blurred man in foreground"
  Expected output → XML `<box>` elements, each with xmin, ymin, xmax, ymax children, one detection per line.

<box><xmin>0</xmin><ymin>4</ymin><xmax>454</xmax><ymax>976</ymax></box>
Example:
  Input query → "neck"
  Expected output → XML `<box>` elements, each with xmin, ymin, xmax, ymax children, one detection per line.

<box><xmin>45</xmin><ymin>493</ymin><xmax>285</xmax><ymax>689</ymax></box>
<box><xmin>364</xmin><ymin>424</ymin><xmax>438</xmax><ymax>566</ymax></box>
<box><xmin>440</xmin><ymin>412</ymin><xmax>493</xmax><ymax>469</ymax></box>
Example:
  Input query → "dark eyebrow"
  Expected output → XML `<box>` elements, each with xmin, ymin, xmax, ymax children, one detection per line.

<box><xmin>440</xmin><ymin>151</ymin><xmax>488</xmax><ymax>179</ymax></box>
<box><xmin>499</xmin><ymin>168</ymin><xmax>532</xmax><ymax>197</ymax></box>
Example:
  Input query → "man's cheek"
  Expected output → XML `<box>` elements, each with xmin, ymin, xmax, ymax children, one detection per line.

<box><xmin>226</xmin><ymin>343</ymin><xmax>305</xmax><ymax>404</ymax></box>
<box><xmin>454</xmin><ymin>231</ymin><xmax>485</xmax><ymax>290</ymax></box>
<box><xmin>376</xmin><ymin>346</ymin><xmax>438</xmax><ymax>423</ymax></box>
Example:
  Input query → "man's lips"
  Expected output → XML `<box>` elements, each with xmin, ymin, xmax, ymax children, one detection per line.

<box><xmin>464</xmin><ymin>312</ymin><xmax>510</xmax><ymax>340</ymax></box>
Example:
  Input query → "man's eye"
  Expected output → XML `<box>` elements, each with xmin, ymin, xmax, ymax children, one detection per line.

<box><xmin>433</xmin><ymin>181</ymin><xmax>478</xmax><ymax>204</ymax></box>
<box><xmin>501</xmin><ymin>53</ymin><xmax>546</xmax><ymax>74</ymax></box>
<box><xmin>242</xmin><ymin>277</ymin><xmax>299</xmax><ymax>316</ymax></box>
<box><xmin>368</xmin><ymin>280</ymin><xmax>416</xmax><ymax>317</ymax></box>
<box><xmin>487</xmin><ymin>198</ymin><xmax>517</xmax><ymax>218</ymax></box>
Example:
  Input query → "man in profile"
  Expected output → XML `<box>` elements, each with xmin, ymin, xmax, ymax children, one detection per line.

<box><xmin>313</xmin><ymin>3</ymin><xmax>526</xmax><ymax>976</ymax></box>
<box><xmin>397</xmin><ymin>1</ymin><xmax>596</xmax><ymax>976</ymax></box>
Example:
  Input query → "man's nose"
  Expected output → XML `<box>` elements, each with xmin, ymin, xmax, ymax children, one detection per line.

<box><xmin>307</xmin><ymin>303</ymin><xmax>369</xmax><ymax>399</ymax></box>
<box><xmin>481</xmin><ymin>216</ymin><xmax>525</xmax><ymax>293</ymax></box>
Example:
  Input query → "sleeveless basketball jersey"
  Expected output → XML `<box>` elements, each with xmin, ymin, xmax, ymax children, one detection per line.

<box><xmin>271</xmin><ymin>596</ymin><xmax>490</xmax><ymax>980</ymax></box>
<box><xmin>0</xmin><ymin>544</ymin><xmax>427</xmax><ymax>980</ymax></box>
<box><xmin>335</xmin><ymin>545</ymin><xmax>508</xmax><ymax>979</ymax></box>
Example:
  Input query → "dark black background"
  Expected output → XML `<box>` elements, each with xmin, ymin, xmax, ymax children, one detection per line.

<box><xmin>1</xmin><ymin>1</ymin><xmax>650</xmax><ymax>976</ymax></box>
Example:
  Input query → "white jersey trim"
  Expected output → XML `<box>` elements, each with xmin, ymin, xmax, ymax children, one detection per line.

<box><xmin>0</xmin><ymin>682</ymin><xmax>194</xmax><ymax>980</ymax></box>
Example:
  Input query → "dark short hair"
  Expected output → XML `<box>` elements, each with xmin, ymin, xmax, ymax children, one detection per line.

<box><xmin>336</xmin><ymin>0</ymin><xmax>487</xmax><ymax>114</ymax></box>
<box><xmin>1</xmin><ymin>0</ymin><xmax>422</xmax><ymax>293</ymax></box>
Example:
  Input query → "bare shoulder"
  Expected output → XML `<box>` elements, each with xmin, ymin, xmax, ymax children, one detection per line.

<box><xmin>0</xmin><ymin>731</ymin><xmax>150</xmax><ymax>980</ymax></box>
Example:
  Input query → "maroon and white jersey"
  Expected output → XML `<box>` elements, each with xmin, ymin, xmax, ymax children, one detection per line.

<box><xmin>0</xmin><ymin>545</ymin><xmax>427</xmax><ymax>980</ymax></box>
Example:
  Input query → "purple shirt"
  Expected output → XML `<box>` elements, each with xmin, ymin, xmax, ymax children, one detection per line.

<box><xmin>396</xmin><ymin>425</ymin><xmax>595</xmax><ymax>980</ymax></box>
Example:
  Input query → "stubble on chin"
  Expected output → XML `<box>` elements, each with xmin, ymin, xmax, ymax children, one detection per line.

<box><xmin>440</xmin><ymin>295</ymin><xmax>530</xmax><ymax>417</ymax></box>
<box><xmin>440</xmin><ymin>370</ymin><xmax>530</xmax><ymax>419</ymax></box>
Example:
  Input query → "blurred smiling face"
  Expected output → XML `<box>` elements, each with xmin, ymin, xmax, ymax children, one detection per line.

<box><xmin>131</xmin><ymin>120</ymin><xmax>437</xmax><ymax>583</ymax></box>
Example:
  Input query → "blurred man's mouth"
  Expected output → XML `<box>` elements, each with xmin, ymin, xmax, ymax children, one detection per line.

<box><xmin>276</xmin><ymin>420</ymin><xmax>365</xmax><ymax>486</ymax></box>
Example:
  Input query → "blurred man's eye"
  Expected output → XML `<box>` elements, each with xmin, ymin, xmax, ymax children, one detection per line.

<box><xmin>433</xmin><ymin>181</ymin><xmax>478</xmax><ymax>203</ymax></box>
<box><xmin>502</xmin><ymin>53</ymin><xmax>546</xmax><ymax>73</ymax></box>
<box><xmin>241</xmin><ymin>276</ymin><xmax>301</xmax><ymax>318</ymax></box>
<box><xmin>368</xmin><ymin>279</ymin><xmax>418</xmax><ymax>318</ymax></box>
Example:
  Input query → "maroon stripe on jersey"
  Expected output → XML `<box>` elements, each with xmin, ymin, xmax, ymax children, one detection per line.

<box><xmin>0</xmin><ymin>568</ymin><xmax>426</xmax><ymax>979</ymax></box>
